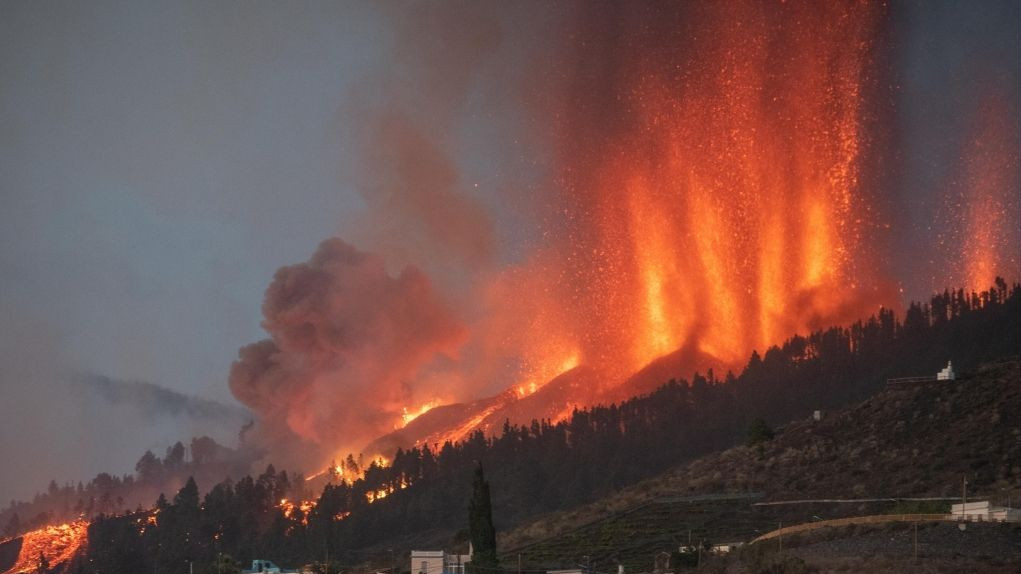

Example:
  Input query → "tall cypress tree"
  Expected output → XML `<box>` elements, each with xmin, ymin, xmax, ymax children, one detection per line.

<box><xmin>468</xmin><ymin>463</ymin><xmax>497</xmax><ymax>572</ymax></box>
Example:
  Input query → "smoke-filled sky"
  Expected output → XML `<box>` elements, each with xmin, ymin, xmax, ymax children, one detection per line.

<box><xmin>1</xmin><ymin>1</ymin><xmax>1017</xmax><ymax>501</ymax></box>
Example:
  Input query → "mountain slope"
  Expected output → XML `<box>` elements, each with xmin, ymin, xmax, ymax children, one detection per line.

<box><xmin>499</xmin><ymin>359</ymin><xmax>1021</xmax><ymax>569</ymax></box>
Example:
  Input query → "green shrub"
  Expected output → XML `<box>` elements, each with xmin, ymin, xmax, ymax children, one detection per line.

<box><xmin>747</xmin><ymin>419</ymin><xmax>775</xmax><ymax>446</ymax></box>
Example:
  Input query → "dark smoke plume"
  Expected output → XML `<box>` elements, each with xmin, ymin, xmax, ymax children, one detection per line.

<box><xmin>229</xmin><ymin>238</ymin><xmax>466</xmax><ymax>464</ymax></box>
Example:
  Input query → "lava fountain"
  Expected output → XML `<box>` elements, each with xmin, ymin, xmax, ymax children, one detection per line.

<box><xmin>529</xmin><ymin>0</ymin><xmax>894</xmax><ymax>380</ymax></box>
<box><xmin>945</xmin><ymin>90</ymin><xmax>1020</xmax><ymax>291</ymax></box>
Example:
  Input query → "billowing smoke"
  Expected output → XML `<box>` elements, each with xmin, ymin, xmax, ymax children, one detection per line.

<box><xmin>229</xmin><ymin>239</ymin><xmax>466</xmax><ymax>463</ymax></box>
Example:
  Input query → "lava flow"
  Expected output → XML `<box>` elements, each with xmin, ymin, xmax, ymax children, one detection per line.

<box><xmin>399</xmin><ymin>401</ymin><xmax>441</xmax><ymax>428</ymax></box>
<box><xmin>2</xmin><ymin>521</ymin><xmax>88</xmax><ymax>574</ymax></box>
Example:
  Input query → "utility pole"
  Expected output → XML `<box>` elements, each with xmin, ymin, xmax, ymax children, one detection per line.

<box><xmin>517</xmin><ymin>553</ymin><xmax>521</xmax><ymax>574</ymax></box>
<box><xmin>778</xmin><ymin>522</ymin><xmax>783</xmax><ymax>557</ymax></box>
<box><xmin>962</xmin><ymin>476</ymin><xmax>968</xmax><ymax>517</ymax></box>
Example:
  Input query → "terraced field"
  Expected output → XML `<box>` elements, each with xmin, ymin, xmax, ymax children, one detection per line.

<box><xmin>505</xmin><ymin>494</ymin><xmax>801</xmax><ymax>572</ymax></box>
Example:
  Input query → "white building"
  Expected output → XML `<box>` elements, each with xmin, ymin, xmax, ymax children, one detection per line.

<box><xmin>936</xmin><ymin>361</ymin><xmax>955</xmax><ymax>381</ymax></box>
<box><xmin>411</xmin><ymin>549</ymin><xmax>471</xmax><ymax>574</ymax></box>
<box><xmin>950</xmin><ymin>500</ymin><xmax>1021</xmax><ymax>522</ymax></box>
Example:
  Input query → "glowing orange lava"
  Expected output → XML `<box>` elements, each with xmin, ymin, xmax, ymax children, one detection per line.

<box><xmin>516</xmin><ymin>352</ymin><xmax>580</xmax><ymax>398</ymax></box>
<box><xmin>422</xmin><ymin>402</ymin><xmax>504</xmax><ymax>447</ymax></box>
<box><xmin>537</xmin><ymin>0</ymin><xmax>892</xmax><ymax>380</ymax></box>
<box><xmin>3</xmin><ymin>521</ymin><xmax>88</xmax><ymax>574</ymax></box>
<box><xmin>399</xmin><ymin>401</ymin><xmax>441</xmax><ymax>428</ymax></box>
<box><xmin>956</xmin><ymin>92</ymin><xmax>1020</xmax><ymax>290</ymax></box>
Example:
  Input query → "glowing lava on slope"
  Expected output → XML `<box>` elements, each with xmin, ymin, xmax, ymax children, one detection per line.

<box><xmin>399</xmin><ymin>401</ymin><xmax>441</xmax><ymax>428</ymax></box>
<box><xmin>2</xmin><ymin>521</ymin><xmax>88</xmax><ymax>574</ymax></box>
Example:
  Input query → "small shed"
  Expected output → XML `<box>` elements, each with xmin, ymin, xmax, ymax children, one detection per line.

<box><xmin>937</xmin><ymin>361</ymin><xmax>955</xmax><ymax>381</ymax></box>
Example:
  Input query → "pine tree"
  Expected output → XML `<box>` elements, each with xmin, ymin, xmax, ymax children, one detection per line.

<box><xmin>746</xmin><ymin>418</ymin><xmax>774</xmax><ymax>446</ymax></box>
<box><xmin>467</xmin><ymin>463</ymin><xmax>497</xmax><ymax>573</ymax></box>
<box><xmin>174</xmin><ymin>477</ymin><xmax>200</xmax><ymax>512</ymax></box>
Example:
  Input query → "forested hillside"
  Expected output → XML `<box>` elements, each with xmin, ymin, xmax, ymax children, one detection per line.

<box><xmin>7</xmin><ymin>281</ymin><xmax>1019</xmax><ymax>574</ymax></box>
<box><xmin>499</xmin><ymin>359</ymin><xmax>1020</xmax><ymax>568</ymax></box>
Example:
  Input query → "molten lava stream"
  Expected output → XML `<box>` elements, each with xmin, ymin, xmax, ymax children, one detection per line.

<box><xmin>399</xmin><ymin>400</ymin><xmax>440</xmax><ymax>428</ymax></box>
<box><xmin>3</xmin><ymin>521</ymin><xmax>88</xmax><ymax>574</ymax></box>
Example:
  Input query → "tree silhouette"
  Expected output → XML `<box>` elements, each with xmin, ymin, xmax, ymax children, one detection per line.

<box><xmin>468</xmin><ymin>463</ymin><xmax>498</xmax><ymax>572</ymax></box>
<box><xmin>746</xmin><ymin>418</ymin><xmax>775</xmax><ymax>446</ymax></box>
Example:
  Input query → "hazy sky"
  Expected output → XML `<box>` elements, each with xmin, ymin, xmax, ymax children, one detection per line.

<box><xmin>892</xmin><ymin>0</ymin><xmax>1019</xmax><ymax>294</ymax></box>
<box><xmin>1</xmin><ymin>1</ymin><xmax>393</xmax><ymax>499</ymax></box>
<box><xmin>1</xmin><ymin>2</ymin><xmax>387</xmax><ymax>403</ymax></box>
<box><xmin>0</xmin><ymin>1</ymin><xmax>1017</xmax><ymax>501</ymax></box>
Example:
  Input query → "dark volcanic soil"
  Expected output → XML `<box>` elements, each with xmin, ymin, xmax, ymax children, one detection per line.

<box><xmin>783</xmin><ymin>522</ymin><xmax>1021</xmax><ymax>572</ymax></box>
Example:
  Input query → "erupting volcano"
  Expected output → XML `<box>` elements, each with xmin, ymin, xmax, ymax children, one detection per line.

<box><xmin>225</xmin><ymin>1</ymin><xmax>1015</xmax><ymax>472</ymax></box>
